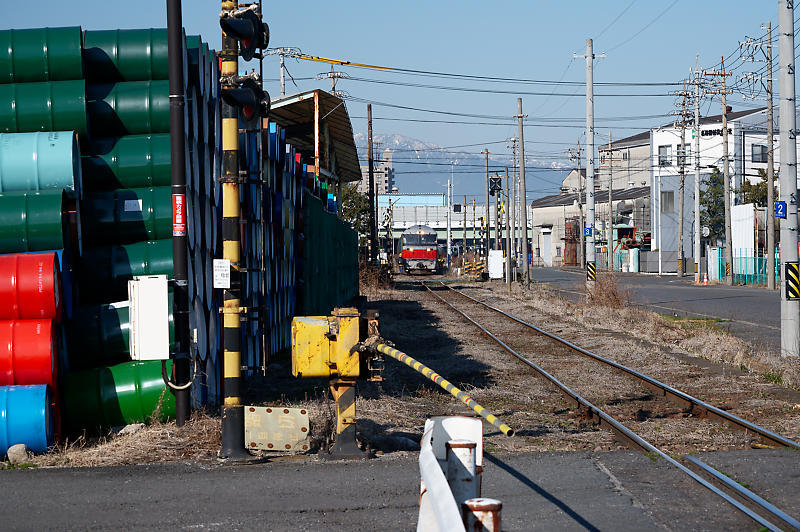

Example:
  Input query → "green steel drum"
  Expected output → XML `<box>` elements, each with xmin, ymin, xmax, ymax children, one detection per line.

<box><xmin>83</xmin><ymin>29</ymin><xmax>169</xmax><ymax>82</ymax></box>
<box><xmin>81</xmin><ymin>134</ymin><xmax>170</xmax><ymax>191</ymax></box>
<box><xmin>0</xmin><ymin>27</ymin><xmax>83</xmax><ymax>83</ymax></box>
<box><xmin>0</xmin><ymin>81</ymin><xmax>87</xmax><ymax>138</ymax></box>
<box><xmin>0</xmin><ymin>190</ymin><xmax>67</xmax><ymax>253</ymax></box>
<box><xmin>77</xmin><ymin>239</ymin><xmax>173</xmax><ymax>303</ymax></box>
<box><xmin>81</xmin><ymin>186</ymin><xmax>172</xmax><ymax>245</ymax></box>
<box><xmin>66</xmin><ymin>294</ymin><xmax>175</xmax><ymax>369</ymax></box>
<box><xmin>0</xmin><ymin>131</ymin><xmax>80</xmax><ymax>193</ymax></box>
<box><xmin>86</xmin><ymin>80</ymin><xmax>169</xmax><ymax>137</ymax></box>
<box><xmin>63</xmin><ymin>360</ymin><xmax>175</xmax><ymax>431</ymax></box>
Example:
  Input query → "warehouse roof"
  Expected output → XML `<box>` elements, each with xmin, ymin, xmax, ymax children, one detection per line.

<box><xmin>268</xmin><ymin>89</ymin><xmax>362</xmax><ymax>183</ymax></box>
<box><xmin>531</xmin><ymin>186</ymin><xmax>650</xmax><ymax>209</ymax></box>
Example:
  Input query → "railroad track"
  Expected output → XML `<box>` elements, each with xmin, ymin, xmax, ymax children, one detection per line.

<box><xmin>419</xmin><ymin>281</ymin><xmax>800</xmax><ymax>532</ymax></box>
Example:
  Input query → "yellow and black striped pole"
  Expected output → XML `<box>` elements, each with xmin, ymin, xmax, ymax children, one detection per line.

<box><xmin>587</xmin><ymin>261</ymin><xmax>596</xmax><ymax>282</ymax></box>
<box><xmin>219</xmin><ymin>0</ymin><xmax>246</xmax><ymax>459</ymax></box>
<box><xmin>374</xmin><ymin>343</ymin><xmax>514</xmax><ymax>437</ymax></box>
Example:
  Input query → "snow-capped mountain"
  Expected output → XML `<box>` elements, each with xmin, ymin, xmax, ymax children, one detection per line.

<box><xmin>353</xmin><ymin>132</ymin><xmax>568</xmax><ymax>199</ymax></box>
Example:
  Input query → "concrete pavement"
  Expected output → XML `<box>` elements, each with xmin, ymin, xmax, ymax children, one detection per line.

<box><xmin>1</xmin><ymin>449</ymin><xmax>797</xmax><ymax>530</ymax></box>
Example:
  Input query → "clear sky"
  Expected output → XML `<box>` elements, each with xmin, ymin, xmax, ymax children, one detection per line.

<box><xmin>1</xmin><ymin>1</ymin><xmax>791</xmax><ymax>198</ymax></box>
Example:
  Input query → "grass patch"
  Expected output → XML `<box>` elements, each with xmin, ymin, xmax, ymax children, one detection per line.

<box><xmin>659</xmin><ymin>314</ymin><xmax>727</xmax><ymax>332</ymax></box>
<box><xmin>642</xmin><ymin>451</ymin><xmax>660</xmax><ymax>462</ymax></box>
<box><xmin>763</xmin><ymin>371</ymin><xmax>783</xmax><ymax>384</ymax></box>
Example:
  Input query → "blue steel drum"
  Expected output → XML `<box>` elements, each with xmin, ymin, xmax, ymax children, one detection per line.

<box><xmin>192</xmin><ymin>296</ymin><xmax>207</xmax><ymax>363</ymax></box>
<box><xmin>193</xmin><ymin>246</ymin><xmax>204</xmax><ymax>306</ymax></box>
<box><xmin>203</xmin><ymin>250</ymin><xmax>212</xmax><ymax>312</ymax></box>
<box><xmin>191</xmin><ymin>191</ymin><xmax>201</xmax><ymax>254</ymax></box>
<box><xmin>0</xmin><ymin>132</ymin><xmax>79</xmax><ymax>193</ymax></box>
<box><xmin>0</xmin><ymin>384</ymin><xmax>52</xmax><ymax>454</ymax></box>
<box><xmin>203</xmin><ymin>197</ymin><xmax>212</xmax><ymax>251</ymax></box>
<box><xmin>186</xmin><ymin>189</ymin><xmax>196</xmax><ymax>250</ymax></box>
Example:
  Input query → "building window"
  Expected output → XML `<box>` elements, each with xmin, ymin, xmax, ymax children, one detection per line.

<box><xmin>658</xmin><ymin>145</ymin><xmax>672</xmax><ymax>166</ymax></box>
<box><xmin>622</xmin><ymin>151</ymin><xmax>629</xmax><ymax>161</ymax></box>
<box><xmin>661</xmin><ymin>190</ymin><xmax>674</xmax><ymax>213</ymax></box>
<box><xmin>677</xmin><ymin>145</ymin><xmax>691</xmax><ymax>167</ymax></box>
<box><xmin>555</xmin><ymin>246</ymin><xmax>562</xmax><ymax>257</ymax></box>
<box><xmin>752</xmin><ymin>144</ymin><xmax>768</xmax><ymax>163</ymax></box>
<box><xmin>600</xmin><ymin>153</ymin><xmax>606</xmax><ymax>164</ymax></box>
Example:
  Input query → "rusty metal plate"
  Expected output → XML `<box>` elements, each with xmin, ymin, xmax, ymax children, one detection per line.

<box><xmin>244</xmin><ymin>406</ymin><xmax>310</xmax><ymax>452</ymax></box>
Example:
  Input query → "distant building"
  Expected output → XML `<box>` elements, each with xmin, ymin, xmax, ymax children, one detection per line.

<box><xmin>358</xmin><ymin>149</ymin><xmax>395</xmax><ymax>194</ymax></box>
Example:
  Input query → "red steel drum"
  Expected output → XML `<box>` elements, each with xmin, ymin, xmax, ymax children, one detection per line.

<box><xmin>0</xmin><ymin>319</ymin><xmax>57</xmax><ymax>388</ymax></box>
<box><xmin>0</xmin><ymin>252</ymin><xmax>61</xmax><ymax>322</ymax></box>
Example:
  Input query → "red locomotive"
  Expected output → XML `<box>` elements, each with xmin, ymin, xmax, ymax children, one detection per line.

<box><xmin>400</xmin><ymin>225</ymin><xmax>439</xmax><ymax>274</ymax></box>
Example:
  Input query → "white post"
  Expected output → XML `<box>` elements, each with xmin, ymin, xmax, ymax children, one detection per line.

<box><xmin>445</xmin><ymin>439</ymin><xmax>478</xmax><ymax>513</ymax></box>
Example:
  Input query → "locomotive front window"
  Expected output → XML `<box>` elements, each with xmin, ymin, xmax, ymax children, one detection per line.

<box><xmin>404</xmin><ymin>234</ymin><xmax>436</xmax><ymax>245</ymax></box>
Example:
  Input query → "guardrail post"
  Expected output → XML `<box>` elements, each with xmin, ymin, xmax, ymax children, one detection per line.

<box><xmin>445</xmin><ymin>439</ymin><xmax>478</xmax><ymax>514</ymax></box>
<box><xmin>463</xmin><ymin>498</ymin><xmax>502</xmax><ymax>532</ymax></box>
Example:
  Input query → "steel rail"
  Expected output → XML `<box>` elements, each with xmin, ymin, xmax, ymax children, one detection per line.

<box><xmin>684</xmin><ymin>455</ymin><xmax>800</xmax><ymax>530</ymax></box>
<box><xmin>420</xmin><ymin>282</ymin><xmax>783</xmax><ymax>531</ymax></box>
<box><xmin>439</xmin><ymin>282</ymin><xmax>800</xmax><ymax>451</ymax></box>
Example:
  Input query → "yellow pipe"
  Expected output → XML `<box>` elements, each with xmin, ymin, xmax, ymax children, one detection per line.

<box><xmin>374</xmin><ymin>343</ymin><xmax>514</xmax><ymax>437</ymax></box>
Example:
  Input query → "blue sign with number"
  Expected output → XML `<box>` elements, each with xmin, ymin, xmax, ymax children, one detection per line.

<box><xmin>776</xmin><ymin>200</ymin><xmax>787</xmax><ymax>219</ymax></box>
<box><xmin>584</xmin><ymin>227</ymin><xmax>592</xmax><ymax>236</ymax></box>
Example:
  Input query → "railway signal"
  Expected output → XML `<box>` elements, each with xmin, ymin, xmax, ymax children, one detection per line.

<box><xmin>221</xmin><ymin>77</ymin><xmax>269</xmax><ymax>130</ymax></box>
<box><xmin>219</xmin><ymin>4</ymin><xmax>269</xmax><ymax>61</ymax></box>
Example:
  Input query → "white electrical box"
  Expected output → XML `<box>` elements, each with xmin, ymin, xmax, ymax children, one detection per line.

<box><xmin>488</xmin><ymin>250</ymin><xmax>504</xmax><ymax>279</ymax></box>
<box><xmin>128</xmin><ymin>275</ymin><xmax>170</xmax><ymax>360</ymax></box>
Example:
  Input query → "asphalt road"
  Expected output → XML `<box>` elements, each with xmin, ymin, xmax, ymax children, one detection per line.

<box><xmin>1</xmin><ymin>449</ymin><xmax>797</xmax><ymax>530</ymax></box>
<box><xmin>528</xmin><ymin>267</ymin><xmax>781</xmax><ymax>351</ymax></box>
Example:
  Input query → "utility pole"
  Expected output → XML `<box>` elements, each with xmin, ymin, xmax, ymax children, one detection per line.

<box><xmin>575</xmin><ymin>38</ymin><xmax>603</xmax><ymax>288</ymax></box>
<box><xmin>675</xmin><ymin>81</ymin><xmax>691</xmax><ymax>277</ymax></box>
<box><xmin>483</xmin><ymin>149</ymin><xmax>490</xmax><ymax>262</ymax></box>
<box><xmin>463</xmin><ymin>195</ymin><xmax>467</xmax><ymax>266</ymax></box>
<box><xmin>599</xmin><ymin>133</ymin><xmax>621</xmax><ymax>272</ymax></box>
<box><xmin>507</xmin><ymin>136</ymin><xmax>518</xmax><ymax>269</ymax></box>
<box><xmin>778</xmin><ymin>0</ymin><xmax>799</xmax><ymax>357</ymax></box>
<box><xmin>280</xmin><ymin>53</ymin><xmax>285</xmax><ymax>96</ymax></box>
<box><xmin>367</xmin><ymin>104</ymin><xmax>377</xmax><ymax>262</ymax></box>
<box><xmin>766</xmin><ymin>21</ymin><xmax>776</xmax><ymax>291</ymax></box>
<box><xmin>693</xmin><ymin>65</ymin><xmax>702</xmax><ymax>284</ymax></box>
<box><xmin>569</xmin><ymin>140</ymin><xmax>584</xmax><ymax>269</ymax></box>
<box><xmin>516</xmin><ymin>98</ymin><xmax>530</xmax><ymax>286</ymax></box>
<box><xmin>505</xmin><ymin>167</ymin><xmax>511</xmax><ymax>290</ymax></box>
<box><xmin>447</xmin><ymin>177</ymin><xmax>452</xmax><ymax>270</ymax></box>
<box><xmin>705</xmin><ymin>58</ymin><xmax>733</xmax><ymax>285</ymax></box>
<box><xmin>608</xmin><ymin>133</ymin><xmax>613</xmax><ymax>272</ymax></box>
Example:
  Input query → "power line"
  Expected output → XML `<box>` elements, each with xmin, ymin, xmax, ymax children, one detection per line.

<box><xmin>605</xmin><ymin>0</ymin><xmax>680</xmax><ymax>52</ymax></box>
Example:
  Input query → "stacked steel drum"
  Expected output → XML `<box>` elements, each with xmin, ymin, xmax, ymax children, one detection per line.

<box><xmin>0</xmin><ymin>26</ymin><xmax>219</xmax><ymax>453</ymax></box>
<box><xmin>0</xmin><ymin>26</ymin><xmax>359</xmax><ymax>456</ymax></box>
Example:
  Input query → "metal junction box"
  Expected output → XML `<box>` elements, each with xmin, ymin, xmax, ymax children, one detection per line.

<box><xmin>128</xmin><ymin>275</ymin><xmax>170</xmax><ymax>360</ymax></box>
<box><xmin>291</xmin><ymin>308</ymin><xmax>361</xmax><ymax>379</ymax></box>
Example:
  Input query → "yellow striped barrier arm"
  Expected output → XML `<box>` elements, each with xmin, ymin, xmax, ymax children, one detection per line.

<box><xmin>374</xmin><ymin>343</ymin><xmax>514</xmax><ymax>437</ymax></box>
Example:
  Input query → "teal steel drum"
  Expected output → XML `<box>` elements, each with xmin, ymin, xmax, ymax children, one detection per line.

<box><xmin>66</xmin><ymin>293</ymin><xmax>175</xmax><ymax>369</ymax></box>
<box><xmin>0</xmin><ymin>190</ymin><xmax>66</xmax><ymax>253</ymax></box>
<box><xmin>82</xmin><ymin>134</ymin><xmax>170</xmax><ymax>191</ymax></box>
<box><xmin>77</xmin><ymin>239</ymin><xmax>173</xmax><ymax>303</ymax></box>
<box><xmin>0</xmin><ymin>385</ymin><xmax>53</xmax><ymax>454</ymax></box>
<box><xmin>86</xmin><ymin>80</ymin><xmax>169</xmax><ymax>137</ymax></box>
<box><xmin>0</xmin><ymin>132</ymin><xmax>80</xmax><ymax>193</ymax></box>
<box><xmin>63</xmin><ymin>361</ymin><xmax>175</xmax><ymax>432</ymax></box>
<box><xmin>81</xmin><ymin>186</ymin><xmax>172</xmax><ymax>245</ymax></box>
<box><xmin>0</xmin><ymin>81</ymin><xmax>87</xmax><ymax>138</ymax></box>
<box><xmin>83</xmin><ymin>29</ymin><xmax>168</xmax><ymax>82</ymax></box>
<box><xmin>0</xmin><ymin>27</ymin><xmax>83</xmax><ymax>83</ymax></box>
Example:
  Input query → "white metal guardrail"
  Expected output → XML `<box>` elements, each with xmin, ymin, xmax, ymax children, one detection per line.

<box><xmin>417</xmin><ymin>416</ymin><xmax>501</xmax><ymax>532</ymax></box>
